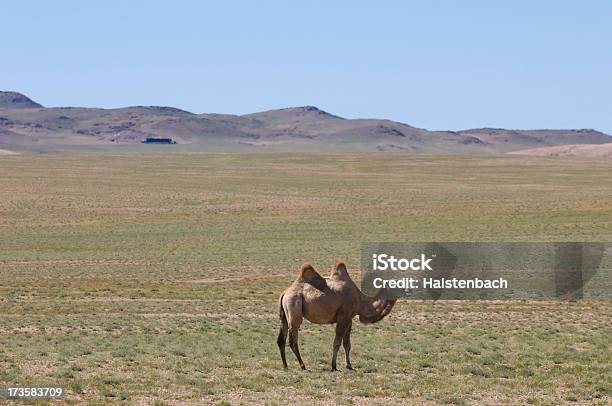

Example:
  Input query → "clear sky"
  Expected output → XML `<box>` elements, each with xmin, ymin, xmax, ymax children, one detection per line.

<box><xmin>2</xmin><ymin>1</ymin><xmax>611</xmax><ymax>133</ymax></box>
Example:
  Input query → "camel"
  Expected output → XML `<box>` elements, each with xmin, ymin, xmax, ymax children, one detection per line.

<box><xmin>277</xmin><ymin>260</ymin><xmax>396</xmax><ymax>371</ymax></box>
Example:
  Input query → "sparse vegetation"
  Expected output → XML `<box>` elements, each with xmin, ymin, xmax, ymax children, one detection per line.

<box><xmin>0</xmin><ymin>153</ymin><xmax>610</xmax><ymax>404</ymax></box>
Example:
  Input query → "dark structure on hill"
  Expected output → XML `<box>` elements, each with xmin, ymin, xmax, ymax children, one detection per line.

<box><xmin>142</xmin><ymin>137</ymin><xmax>177</xmax><ymax>144</ymax></box>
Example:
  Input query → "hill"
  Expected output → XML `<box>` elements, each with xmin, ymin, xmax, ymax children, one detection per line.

<box><xmin>0</xmin><ymin>91</ymin><xmax>43</xmax><ymax>109</ymax></box>
<box><xmin>0</xmin><ymin>91</ymin><xmax>610</xmax><ymax>152</ymax></box>
<box><xmin>509</xmin><ymin>143</ymin><xmax>612</xmax><ymax>159</ymax></box>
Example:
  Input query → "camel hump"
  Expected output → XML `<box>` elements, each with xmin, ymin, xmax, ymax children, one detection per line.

<box><xmin>298</xmin><ymin>262</ymin><xmax>327</xmax><ymax>291</ymax></box>
<box><xmin>330</xmin><ymin>260</ymin><xmax>352</xmax><ymax>281</ymax></box>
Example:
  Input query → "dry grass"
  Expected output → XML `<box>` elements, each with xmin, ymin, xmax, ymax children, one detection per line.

<box><xmin>0</xmin><ymin>153</ymin><xmax>611</xmax><ymax>405</ymax></box>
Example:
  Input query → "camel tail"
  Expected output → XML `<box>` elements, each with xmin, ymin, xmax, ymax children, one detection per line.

<box><xmin>279</xmin><ymin>294</ymin><xmax>288</xmax><ymax>325</ymax></box>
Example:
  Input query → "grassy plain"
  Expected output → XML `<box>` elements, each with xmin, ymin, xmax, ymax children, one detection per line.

<box><xmin>0</xmin><ymin>153</ymin><xmax>611</xmax><ymax>405</ymax></box>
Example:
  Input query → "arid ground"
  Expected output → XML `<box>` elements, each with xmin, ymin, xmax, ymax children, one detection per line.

<box><xmin>0</xmin><ymin>153</ymin><xmax>610</xmax><ymax>405</ymax></box>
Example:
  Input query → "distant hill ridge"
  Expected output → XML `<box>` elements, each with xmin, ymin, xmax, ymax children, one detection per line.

<box><xmin>0</xmin><ymin>91</ymin><xmax>610</xmax><ymax>153</ymax></box>
<box><xmin>0</xmin><ymin>91</ymin><xmax>43</xmax><ymax>109</ymax></box>
<box><xmin>509</xmin><ymin>143</ymin><xmax>612</xmax><ymax>159</ymax></box>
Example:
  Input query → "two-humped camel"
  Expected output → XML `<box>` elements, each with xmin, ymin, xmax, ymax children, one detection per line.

<box><xmin>278</xmin><ymin>260</ymin><xmax>396</xmax><ymax>371</ymax></box>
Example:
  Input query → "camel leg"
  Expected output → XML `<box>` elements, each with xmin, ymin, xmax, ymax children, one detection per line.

<box><xmin>277</xmin><ymin>296</ymin><xmax>289</xmax><ymax>369</ymax></box>
<box><xmin>277</xmin><ymin>325</ymin><xmax>289</xmax><ymax>369</ymax></box>
<box><xmin>288</xmin><ymin>326</ymin><xmax>305</xmax><ymax>370</ymax></box>
<box><xmin>283</xmin><ymin>294</ymin><xmax>306</xmax><ymax>370</ymax></box>
<box><xmin>343</xmin><ymin>321</ymin><xmax>353</xmax><ymax>370</ymax></box>
<box><xmin>331</xmin><ymin>318</ymin><xmax>351</xmax><ymax>371</ymax></box>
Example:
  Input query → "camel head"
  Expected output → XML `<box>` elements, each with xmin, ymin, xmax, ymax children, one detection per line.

<box><xmin>358</xmin><ymin>288</ymin><xmax>396</xmax><ymax>324</ymax></box>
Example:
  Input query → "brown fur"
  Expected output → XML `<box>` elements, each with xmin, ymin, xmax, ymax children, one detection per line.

<box><xmin>277</xmin><ymin>260</ymin><xmax>396</xmax><ymax>371</ymax></box>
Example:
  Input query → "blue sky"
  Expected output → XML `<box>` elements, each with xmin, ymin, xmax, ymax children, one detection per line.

<box><xmin>2</xmin><ymin>1</ymin><xmax>611</xmax><ymax>133</ymax></box>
